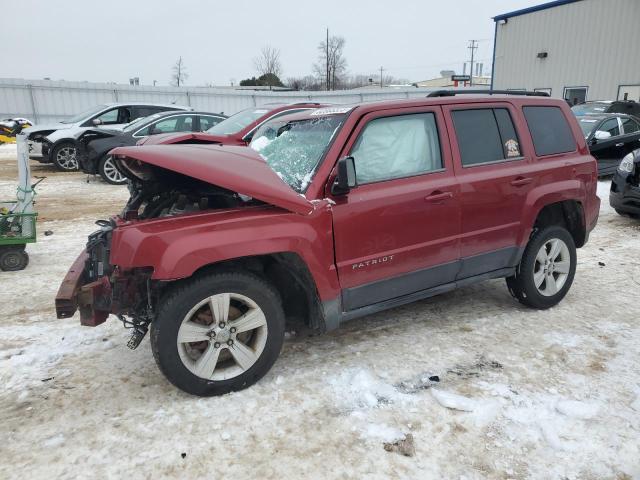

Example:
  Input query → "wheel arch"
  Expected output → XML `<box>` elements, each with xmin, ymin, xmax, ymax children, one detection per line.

<box><xmin>160</xmin><ymin>252</ymin><xmax>329</xmax><ymax>334</ymax></box>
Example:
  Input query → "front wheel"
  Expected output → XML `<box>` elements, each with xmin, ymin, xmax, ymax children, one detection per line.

<box><xmin>151</xmin><ymin>271</ymin><xmax>285</xmax><ymax>396</ymax></box>
<box><xmin>52</xmin><ymin>141</ymin><xmax>78</xmax><ymax>171</ymax></box>
<box><xmin>506</xmin><ymin>226</ymin><xmax>577</xmax><ymax>309</ymax></box>
<box><xmin>99</xmin><ymin>155</ymin><xmax>127</xmax><ymax>185</ymax></box>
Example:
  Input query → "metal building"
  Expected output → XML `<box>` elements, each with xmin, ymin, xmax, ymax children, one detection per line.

<box><xmin>491</xmin><ymin>0</ymin><xmax>640</xmax><ymax>103</ymax></box>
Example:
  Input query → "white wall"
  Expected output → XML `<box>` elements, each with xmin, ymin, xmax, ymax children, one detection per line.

<box><xmin>0</xmin><ymin>78</ymin><xmax>473</xmax><ymax>124</ymax></box>
<box><xmin>493</xmin><ymin>0</ymin><xmax>640</xmax><ymax>101</ymax></box>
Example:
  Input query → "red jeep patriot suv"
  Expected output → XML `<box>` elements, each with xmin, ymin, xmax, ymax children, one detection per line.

<box><xmin>56</xmin><ymin>91</ymin><xmax>600</xmax><ymax>396</ymax></box>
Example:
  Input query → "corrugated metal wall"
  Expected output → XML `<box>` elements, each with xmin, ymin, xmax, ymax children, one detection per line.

<box><xmin>0</xmin><ymin>78</ymin><xmax>464</xmax><ymax>124</ymax></box>
<box><xmin>493</xmin><ymin>0</ymin><xmax>640</xmax><ymax>100</ymax></box>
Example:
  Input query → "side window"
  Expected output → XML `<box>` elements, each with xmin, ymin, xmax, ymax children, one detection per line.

<box><xmin>350</xmin><ymin>112</ymin><xmax>442</xmax><ymax>184</ymax></box>
<box><xmin>94</xmin><ymin>108</ymin><xmax>119</xmax><ymax>125</ymax></box>
<box><xmin>451</xmin><ymin>108</ymin><xmax>522</xmax><ymax>166</ymax></box>
<box><xmin>523</xmin><ymin>106</ymin><xmax>577</xmax><ymax>156</ymax></box>
<box><xmin>621</xmin><ymin>117</ymin><xmax>639</xmax><ymax>135</ymax></box>
<box><xmin>199</xmin><ymin>115</ymin><xmax>224</xmax><ymax>131</ymax></box>
<box><xmin>599</xmin><ymin>118</ymin><xmax>620</xmax><ymax>137</ymax></box>
<box><xmin>137</xmin><ymin>115</ymin><xmax>194</xmax><ymax>136</ymax></box>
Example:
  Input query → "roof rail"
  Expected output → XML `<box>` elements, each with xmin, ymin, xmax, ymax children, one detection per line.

<box><xmin>427</xmin><ymin>89</ymin><xmax>550</xmax><ymax>98</ymax></box>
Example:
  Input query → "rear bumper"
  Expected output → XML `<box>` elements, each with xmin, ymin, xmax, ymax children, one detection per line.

<box><xmin>55</xmin><ymin>251</ymin><xmax>110</xmax><ymax>326</ymax></box>
<box><xmin>610</xmin><ymin>171</ymin><xmax>640</xmax><ymax>215</ymax></box>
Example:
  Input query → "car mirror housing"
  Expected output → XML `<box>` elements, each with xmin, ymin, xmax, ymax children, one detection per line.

<box><xmin>92</xmin><ymin>118</ymin><xmax>103</xmax><ymax>126</ymax></box>
<box><xmin>594</xmin><ymin>130</ymin><xmax>611</xmax><ymax>140</ymax></box>
<box><xmin>331</xmin><ymin>156</ymin><xmax>357</xmax><ymax>195</ymax></box>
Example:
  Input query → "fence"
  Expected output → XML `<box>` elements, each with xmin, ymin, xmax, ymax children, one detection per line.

<box><xmin>0</xmin><ymin>78</ymin><xmax>487</xmax><ymax>124</ymax></box>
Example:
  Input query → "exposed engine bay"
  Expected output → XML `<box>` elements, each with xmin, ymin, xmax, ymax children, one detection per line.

<box><xmin>117</xmin><ymin>158</ymin><xmax>260</xmax><ymax>220</ymax></box>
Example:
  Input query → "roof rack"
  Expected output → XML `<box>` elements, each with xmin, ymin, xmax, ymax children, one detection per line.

<box><xmin>427</xmin><ymin>89</ymin><xmax>550</xmax><ymax>98</ymax></box>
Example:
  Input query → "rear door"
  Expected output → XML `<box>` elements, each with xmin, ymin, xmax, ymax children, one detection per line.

<box><xmin>443</xmin><ymin>102</ymin><xmax>534</xmax><ymax>278</ymax></box>
<box><xmin>330</xmin><ymin>106</ymin><xmax>460</xmax><ymax>311</ymax></box>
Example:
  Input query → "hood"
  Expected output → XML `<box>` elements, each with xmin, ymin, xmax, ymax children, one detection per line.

<box><xmin>137</xmin><ymin>132</ymin><xmax>231</xmax><ymax>146</ymax></box>
<box><xmin>111</xmin><ymin>144</ymin><xmax>313</xmax><ymax>215</ymax></box>
<box><xmin>26</xmin><ymin>122</ymin><xmax>68</xmax><ymax>135</ymax></box>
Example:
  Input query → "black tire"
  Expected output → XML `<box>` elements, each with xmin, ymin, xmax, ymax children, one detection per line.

<box><xmin>99</xmin><ymin>155</ymin><xmax>127</xmax><ymax>185</ymax></box>
<box><xmin>506</xmin><ymin>226</ymin><xmax>577</xmax><ymax>309</ymax></box>
<box><xmin>151</xmin><ymin>271</ymin><xmax>285</xmax><ymax>396</ymax></box>
<box><xmin>51</xmin><ymin>141</ymin><xmax>78</xmax><ymax>171</ymax></box>
<box><xmin>0</xmin><ymin>247</ymin><xmax>29</xmax><ymax>271</ymax></box>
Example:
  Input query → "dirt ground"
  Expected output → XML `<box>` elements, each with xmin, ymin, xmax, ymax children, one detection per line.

<box><xmin>0</xmin><ymin>144</ymin><xmax>639</xmax><ymax>480</ymax></box>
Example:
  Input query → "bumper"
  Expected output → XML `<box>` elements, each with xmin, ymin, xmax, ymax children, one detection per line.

<box><xmin>77</xmin><ymin>143</ymin><xmax>100</xmax><ymax>174</ymax></box>
<box><xmin>610</xmin><ymin>171</ymin><xmax>640</xmax><ymax>215</ymax></box>
<box><xmin>55</xmin><ymin>251</ymin><xmax>111</xmax><ymax>326</ymax></box>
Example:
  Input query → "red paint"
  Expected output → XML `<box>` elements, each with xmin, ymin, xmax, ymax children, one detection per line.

<box><xmin>137</xmin><ymin>103</ymin><xmax>329</xmax><ymax>147</ymax></box>
<box><xmin>56</xmin><ymin>95</ymin><xmax>599</xmax><ymax>322</ymax></box>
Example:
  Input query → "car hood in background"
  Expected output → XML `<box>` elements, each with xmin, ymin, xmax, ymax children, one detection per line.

<box><xmin>111</xmin><ymin>144</ymin><xmax>313</xmax><ymax>215</ymax></box>
<box><xmin>136</xmin><ymin>132</ymin><xmax>231</xmax><ymax>146</ymax></box>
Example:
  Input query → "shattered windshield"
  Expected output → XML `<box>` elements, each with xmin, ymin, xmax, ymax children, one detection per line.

<box><xmin>250</xmin><ymin>114</ymin><xmax>346</xmax><ymax>192</ymax></box>
<box><xmin>206</xmin><ymin>107</ymin><xmax>272</xmax><ymax>135</ymax></box>
<box><xmin>61</xmin><ymin>105</ymin><xmax>108</xmax><ymax>124</ymax></box>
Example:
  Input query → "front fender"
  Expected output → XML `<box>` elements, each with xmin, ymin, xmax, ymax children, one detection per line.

<box><xmin>517</xmin><ymin>179</ymin><xmax>586</xmax><ymax>246</ymax></box>
<box><xmin>109</xmin><ymin>205</ymin><xmax>340</xmax><ymax>301</ymax></box>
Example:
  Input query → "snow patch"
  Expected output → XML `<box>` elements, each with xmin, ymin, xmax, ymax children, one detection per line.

<box><xmin>555</xmin><ymin>400</ymin><xmax>600</xmax><ymax>419</ymax></box>
<box><xmin>362</xmin><ymin>423</ymin><xmax>405</xmax><ymax>442</ymax></box>
<box><xmin>431</xmin><ymin>389</ymin><xmax>478</xmax><ymax>412</ymax></box>
<box><xmin>328</xmin><ymin>368</ymin><xmax>411</xmax><ymax>412</ymax></box>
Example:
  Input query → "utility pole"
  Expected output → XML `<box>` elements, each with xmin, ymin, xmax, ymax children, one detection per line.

<box><xmin>326</xmin><ymin>28</ymin><xmax>330</xmax><ymax>91</ymax></box>
<box><xmin>379</xmin><ymin>66</ymin><xmax>384</xmax><ymax>88</ymax></box>
<box><xmin>468</xmin><ymin>40</ymin><xmax>478</xmax><ymax>87</ymax></box>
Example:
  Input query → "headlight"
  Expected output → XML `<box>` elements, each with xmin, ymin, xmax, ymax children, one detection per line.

<box><xmin>618</xmin><ymin>153</ymin><xmax>635</xmax><ymax>174</ymax></box>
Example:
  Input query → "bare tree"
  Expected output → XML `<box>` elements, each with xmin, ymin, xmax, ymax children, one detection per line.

<box><xmin>286</xmin><ymin>75</ymin><xmax>322</xmax><ymax>91</ymax></box>
<box><xmin>313</xmin><ymin>34</ymin><xmax>347</xmax><ymax>90</ymax></box>
<box><xmin>171</xmin><ymin>56</ymin><xmax>189</xmax><ymax>87</ymax></box>
<box><xmin>253</xmin><ymin>46</ymin><xmax>282</xmax><ymax>86</ymax></box>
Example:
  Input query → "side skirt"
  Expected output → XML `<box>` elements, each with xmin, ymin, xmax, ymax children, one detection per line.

<box><xmin>322</xmin><ymin>267</ymin><xmax>515</xmax><ymax>328</ymax></box>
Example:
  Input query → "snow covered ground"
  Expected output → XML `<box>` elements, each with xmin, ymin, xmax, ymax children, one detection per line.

<box><xmin>0</xmin><ymin>143</ymin><xmax>639</xmax><ymax>479</ymax></box>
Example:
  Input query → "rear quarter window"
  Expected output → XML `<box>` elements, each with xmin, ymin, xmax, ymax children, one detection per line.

<box><xmin>523</xmin><ymin>106</ymin><xmax>577</xmax><ymax>156</ymax></box>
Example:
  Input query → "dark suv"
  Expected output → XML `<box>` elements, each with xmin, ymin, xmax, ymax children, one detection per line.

<box><xmin>56</xmin><ymin>92</ymin><xmax>600</xmax><ymax>397</ymax></box>
<box><xmin>572</xmin><ymin>100</ymin><xmax>640</xmax><ymax>119</ymax></box>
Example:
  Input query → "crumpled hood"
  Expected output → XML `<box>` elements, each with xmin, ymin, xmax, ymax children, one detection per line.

<box><xmin>111</xmin><ymin>144</ymin><xmax>314</xmax><ymax>215</ymax></box>
<box><xmin>26</xmin><ymin>122</ymin><xmax>68</xmax><ymax>135</ymax></box>
<box><xmin>137</xmin><ymin>132</ymin><xmax>231</xmax><ymax>146</ymax></box>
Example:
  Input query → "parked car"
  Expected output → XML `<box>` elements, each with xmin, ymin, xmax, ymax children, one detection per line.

<box><xmin>56</xmin><ymin>92</ymin><xmax>600</xmax><ymax>397</ymax></box>
<box><xmin>76</xmin><ymin>111</ymin><xmax>227</xmax><ymax>185</ymax></box>
<box><xmin>138</xmin><ymin>102</ymin><xmax>330</xmax><ymax>147</ymax></box>
<box><xmin>610</xmin><ymin>148</ymin><xmax>640</xmax><ymax>218</ymax></box>
<box><xmin>576</xmin><ymin>113</ymin><xmax>640</xmax><ymax>175</ymax></box>
<box><xmin>26</xmin><ymin>103</ymin><xmax>191</xmax><ymax>171</ymax></box>
<box><xmin>572</xmin><ymin>100</ymin><xmax>640</xmax><ymax>119</ymax></box>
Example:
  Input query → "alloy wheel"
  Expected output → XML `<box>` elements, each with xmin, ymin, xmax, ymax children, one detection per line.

<box><xmin>102</xmin><ymin>156</ymin><xmax>126</xmax><ymax>184</ymax></box>
<box><xmin>56</xmin><ymin>146</ymin><xmax>78</xmax><ymax>170</ymax></box>
<box><xmin>177</xmin><ymin>293</ymin><xmax>268</xmax><ymax>381</ymax></box>
<box><xmin>533</xmin><ymin>238</ymin><xmax>571</xmax><ymax>296</ymax></box>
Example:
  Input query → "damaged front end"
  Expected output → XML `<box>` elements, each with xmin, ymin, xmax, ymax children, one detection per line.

<box><xmin>55</xmin><ymin>218</ymin><xmax>155</xmax><ymax>348</ymax></box>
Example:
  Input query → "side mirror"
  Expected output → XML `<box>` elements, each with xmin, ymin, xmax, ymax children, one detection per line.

<box><xmin>594</xmin><ymin>130</ymin><xmax>611</xmax><ymax>140</ymax></box>
<box><xmin>331</xmin><ymin>156</ymin><xmax>357</xmax><ymax>195</ymax></box>
<box><xmin>92</xmin><ymin>118</ymin><xmax>103</xmax><ymax>126</ymax></box>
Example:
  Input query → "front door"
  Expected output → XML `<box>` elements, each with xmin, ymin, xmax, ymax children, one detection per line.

<box><xmin>589</xmin><ymin>117</ymin><xmax>625</xmax><ymax>175</ymax></box>
<box><xmin>330</xmin><ymin>107</ymin><xmax>460</xmax><ymax>311</ymax></box>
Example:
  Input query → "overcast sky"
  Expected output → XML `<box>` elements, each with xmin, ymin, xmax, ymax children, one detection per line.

<box><xmin>4</xmin><ymin>0</ymin><xmax>540</xmax><ymax>86</ymax></box>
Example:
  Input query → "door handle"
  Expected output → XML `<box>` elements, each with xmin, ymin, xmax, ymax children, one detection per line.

<box><xmin>425</xmin><ymin>191</ymin><xmax>453</xmax><ymax>202</ymax></box>
<box><xmin>510</xmin><ymin>176</ymin><xmax>533</xmax><ymax>187</ymax></box>
<box><xmin>615</xmin><ymin>143</ymin><xmax>624</xmax><ymax>147</ymax></box>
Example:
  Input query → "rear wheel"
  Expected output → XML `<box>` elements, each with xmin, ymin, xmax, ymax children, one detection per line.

<box><xmin>0</xmin><ymin>247</ymin><xmax>29</xmax><ymax>271</ymax></box>
<box><xmin>506</xmin><ymin>226</ymin><xmax>576</xmax><ymax>309</ymax></box>
<box><xmin>99</xmin><ymin>155</ymin><xmax>127</xmax><ymax>185</ymax></box>
<box><xmin>52</xmin><ymin>141</ymin><xmax>78</xmax><ymax>171</ymax></box>
<box><xmin>151</xmin><ymin>271</ymin><xmax>285</xmax><ymax>396</ymax></box>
